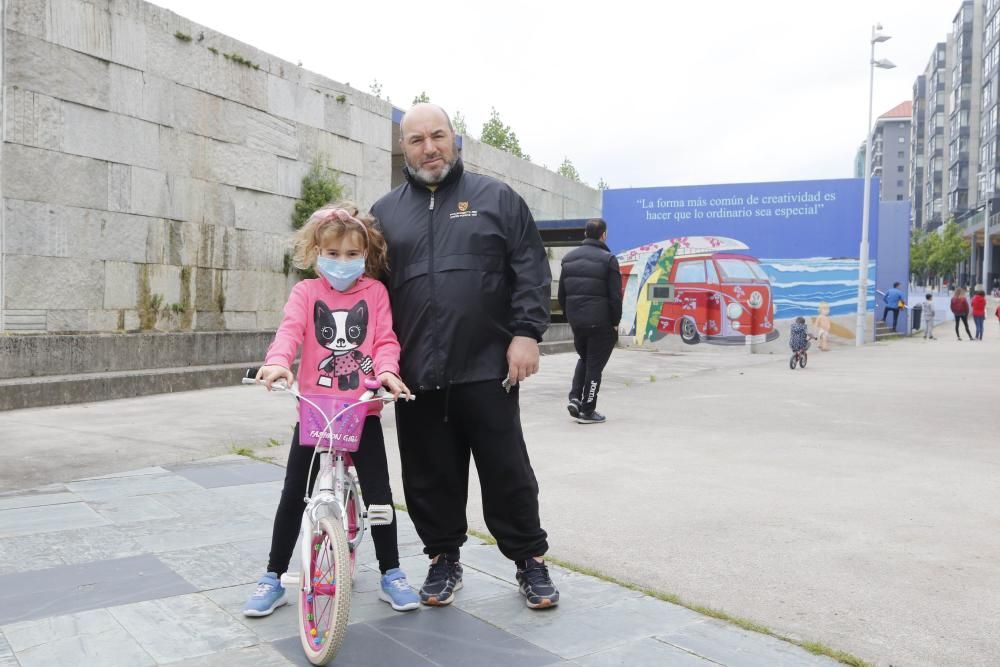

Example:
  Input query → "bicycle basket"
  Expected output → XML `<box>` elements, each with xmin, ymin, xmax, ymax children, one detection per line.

<box><xmin>298</xmin><ymin>394</ymin><xmax>367</xmax><ymax>451</ymax></box>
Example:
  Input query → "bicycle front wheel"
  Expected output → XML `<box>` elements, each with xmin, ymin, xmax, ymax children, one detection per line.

<box><xmin>298</xmin><ymin>517</ymin><xmax>352</xmax><ymax>665</ymax></box>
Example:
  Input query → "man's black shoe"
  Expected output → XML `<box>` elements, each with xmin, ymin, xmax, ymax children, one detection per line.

<box><xmin>516</xmin><ymin>559</ymin><xmax>560</xmax><ymax>609</ymax></box>
<box><xmin>576</xmin><ymin>410</ymin><xmax>606</xmax><ymax>424</ymax></box>
<box><xmin>419</xmin><ymin>557</ymin><xmax>463</xmax><ymax>606</ymax></box>
<box><xmin>567</xmin><ymin>398</ymin><xmax>581</xmax><ymax>418</ymax></box>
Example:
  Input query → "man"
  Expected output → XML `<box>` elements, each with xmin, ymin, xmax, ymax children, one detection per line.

<box><xmin>882</xmin><ymin>281</ymin><xmax>906</xmax><ymax>331</ymax></box>
<box><xmin>371</xmin><ymin>104</ymin><xmax>559</xmax><ymax>609</ymax></box>
<box><xmin>557</xmin><ymin>219</ymin><xmax>622</xmax><ymax>424</ymax></box>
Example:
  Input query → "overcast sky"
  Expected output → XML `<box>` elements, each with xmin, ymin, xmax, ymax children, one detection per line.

<box><xmin>152</xmin><ymin>0</ymin><xmax>959</xmax><ymax>190</ymax></box>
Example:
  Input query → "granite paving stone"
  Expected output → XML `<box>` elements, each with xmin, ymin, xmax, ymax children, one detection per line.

<box><xmin>157</xmin><ymin>542</ymin><xmax>265</xmax><ymax>591</ymax></box>
<box><xmin>202</xmin><ymin>585</ymin><xmax>299</xmax><ymax>644</ymax></box>
<box><xmin>167</xmin><ymin>644</ymin><xmax>295</xmax><ymax>666</ymax></box>
<box><xmin>657</xmin><ymin>618</ymin><xmax>841</xmax><ymax>666</ymax></box>
<box><xmin>272</xmin><ymin>624</ymin><xmax>437</xmax><ymax>667</ymax></box>
<box><xmin>73</xmin><ymin>467</ymin><xmax>170</xmax><ymax>481</ymax></box>
<box><xmin>118</xmin><ymin>506</ymin><xmax>271</xmax><ymax>553</ymax></box>
<box><xmin>66</xmin><ymin>472</ymin><xmax>203</xmax><ymax>502</ymax></box>
<box><xmin>0</xmin><ymin>502</ymin><xmax>109</xmax><ymax>538</ymax></box>
<box><xmin>0</xmin><ymin>533</ymin><xmax>67</xmax><ymax>576</ymax></box>
<box><xmin>1</xmin><ymin>608</ymin><xmax>155</xmax><ymax>667</ymax></box>
<box><xmin>166</xmin><ymin>460</ymin><xmax>287</xmax><ymax>489</ymax></box>
<box><xmin>108</xmin><ymin>593</ymin><xmax>257</xmax><ymax>663</ymax></box>
<box><xmin>0</xmin><ymin>554</ymin><xmax>197</xmax><ymax>625</ymax></box>
<box><xmin>91</xmin><ymin>495</ymin><xmax>180</xmax><ymax>524</ymax></box>
<box><xmin>0</xmin><ymin>631</ymin><xmax>15</xmax><ymax>667</ymax></box>
<box><xmin>484</xmin><ymin>594</ymin><xmax>704</xmax><ymax>660</ymax></box>
<box><xmin>573</xmin><ymin>637</ymin><xmax>717</xmax><ymax>666</ymax></box>
<box><xmin>0</xmin><ymin>490</ymin><xmax>80</xmax><ymax>512</ymax></box>
<box><xmin>366</xmin><ymin>605</ymin><xmax>562</xmax><ymax>667</ymax></box>
<box><xmin>208</xmin><ymin>480</ymin><xmax>284</xmax><ymax>518</ymax></box>
<box><xmin>32</xmin><ymin>524</ymin><xmax>146</xmax><ymax>566</ymax></box>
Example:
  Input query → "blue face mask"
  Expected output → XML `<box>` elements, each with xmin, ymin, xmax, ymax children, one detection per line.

<box><xmin>317</xmin><ymin>256</ymin><xmax>366</xmax><ymax>292</ymax></box>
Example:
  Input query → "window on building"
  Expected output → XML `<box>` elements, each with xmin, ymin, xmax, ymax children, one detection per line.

<box><xmin>898</xmin><ymin>136</ymin><xmax>905</xmax><ymax>143</ymax></box>
<box><xmin>897</xmin><ymin>180</ymin><xmax>904</xmax><ymax>187</ymax></box>
<box><xmin>897</xmin><ymin>165</ymin><xmax>905</xmax><ymax>172</ymax></box>
<box><xmin>898</xmin><ymin>151</ymin><xmax>905</xmax><ymax>158</ymax></box>
<box><xmin>897</xmin><ymin>195</ymin><xmax>904</xmax><ymax>201</ymax></box>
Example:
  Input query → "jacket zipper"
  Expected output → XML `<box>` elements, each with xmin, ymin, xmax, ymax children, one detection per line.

<box><xmin>427</xmin><ymin>192</ymin><xmax>443</xmax><ymax>392</ymax></box>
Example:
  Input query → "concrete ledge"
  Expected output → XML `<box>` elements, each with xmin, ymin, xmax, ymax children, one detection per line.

<box><xmin>0</xmin><ymin>331</ymin><xmax>273</xmax><ymax>379</ymax></box>
<box><xmin>0</xmin><ymin>362</ymin><xmax>254</xmax><ymax>411</ymax></box>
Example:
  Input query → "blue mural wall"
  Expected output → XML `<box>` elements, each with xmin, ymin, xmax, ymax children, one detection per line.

<box><xmin>602</xmin><ymin>178</ymin><xmax>880</xmax><ymax>323</ymax></box>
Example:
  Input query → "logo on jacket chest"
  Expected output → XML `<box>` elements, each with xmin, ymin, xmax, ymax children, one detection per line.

<box><xmin>449</xmin><ymin>201</ymin><xmax>478</xmax><ymax>220</ymax></box>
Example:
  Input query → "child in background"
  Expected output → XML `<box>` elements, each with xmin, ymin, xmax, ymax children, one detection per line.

<box><xmin>789</xmin><ymin>316</ymin><xmax>810</xmax><ymax>353</ymax></box>
<box><xmin>243</xmin><ymin>202</ymin><xmax>420</xmax><ymax>617</ymax></box>
<box><xmin>814</xmin><ymin>302</ymin><xmax>831</xmax><ymax>351</ymax></box>
<box><xmin>922</xmin><ymin>293</ymin><xmax>936</xmax><ymax>340</ymax></box>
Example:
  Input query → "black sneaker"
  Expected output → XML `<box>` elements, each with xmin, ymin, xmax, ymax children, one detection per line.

<box><xmin>419</xmin><ymin>557</ymin><xmax>463</xmax><ymax>606</ymax></box>
<box><xmin>516</xmin><ymin>559</ymin><xmax>559</xmax><ymax>609</ymax></box>
<box><xmin>576</xmin><ymin>410</ymin><xmax>606</xmax><ymax>424</ymax></box>
<box><xmin>567</xmin><ymin>398</ymin><xmax>581</xmax><ymax>418</ymax></box>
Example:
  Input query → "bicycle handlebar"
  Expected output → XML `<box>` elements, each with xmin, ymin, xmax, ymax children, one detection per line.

<box><xmin>241</xmin><ymin>369</ymin><xmax>411</xmax><ymax>403</ymax></box>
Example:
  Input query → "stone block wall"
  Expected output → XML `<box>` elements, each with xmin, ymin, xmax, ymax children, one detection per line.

<box><xmin>0</xmin><ymin>0</ymin><xmax>602</xmax><ymax>336</ymax></box>
<box><xmin>1</xmin><ymin>0</ymin><xmax>392</xmax><ymax>333</ymax></box>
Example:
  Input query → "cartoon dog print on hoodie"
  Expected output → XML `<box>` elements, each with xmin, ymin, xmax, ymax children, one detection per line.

<box><xmin>314</xmin><ymin>300</ymin><xmax>374</xmax><ymax>390</ymax></box>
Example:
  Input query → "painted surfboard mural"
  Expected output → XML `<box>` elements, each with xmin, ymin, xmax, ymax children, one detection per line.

<box><xmin>619</xmin><ymin>236</ymin><xmax>750</xmax><ymax>343</ymax></box>
<box><xmin>617</xmin><ymin>236</ymin><xmax>779</xmax><ymax>346</ymax></box>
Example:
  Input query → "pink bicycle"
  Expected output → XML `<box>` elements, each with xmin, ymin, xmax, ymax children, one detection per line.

<box><xmin>243</xmin><ymin>373</ymin><xmax>408</xmax><ymax>665</ymax></box>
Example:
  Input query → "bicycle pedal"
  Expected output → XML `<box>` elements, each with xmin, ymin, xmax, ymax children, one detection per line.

<box><xmin>280</xmin><ymin>572</ymin><xmax>301</xmax><ymax>587</ymax></box>
<box><xmin>367</xmin><ymin>504</ymin><xmax>394</xmax><ymax>526</ymax></box>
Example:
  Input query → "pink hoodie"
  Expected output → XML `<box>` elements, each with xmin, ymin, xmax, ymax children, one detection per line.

<box><xmin>265</xmin><ymin>276</ymin><xmax>400</xmax><ymax>415</ymax></box>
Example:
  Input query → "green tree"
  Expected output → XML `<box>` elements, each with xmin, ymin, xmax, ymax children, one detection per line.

<box><xmin>557</xmin><ymin>157</ymin><xmax>581</xmax><ymax>182</ymax></box>
<box><xmin>291</xmin><ymin>159</ymin><xmax>344</xmax><ymax>230</ymax></box>
<box><xmin>368</xmin><ymin>78</ymin><xmax>383</xmax><ymax>99</ymax></box>
<box><xmin>412</xmin><ymin>91</ymin><xmax>430</xmax><ymax>105</ymax></box>
<box><xmin>597</xmin><ymin>177</ymin><xmax>609</xmax><ymax>191</ymax></box>
<box><xmin>909</xmin><ymin>231</ymin><xmax>929</xmax><ymax>283</ymax></box>
<box><xmin>480</xmin><ymin>107</ymin><xmax>529</xmax><ymax>160</ymax></box>
<box><xmin>929</xmin><ymin>220</ymin><xmax>969</xmax><ymax>281</ymax></box>
<box><xmin>452</xmin><ymin>110</ymin><xmax>468</xmax><ymax>135</ymax></box>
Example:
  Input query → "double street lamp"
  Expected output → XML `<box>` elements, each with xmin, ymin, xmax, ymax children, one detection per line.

<box><xmin>856</xmin><ymin>24</ymin><xmax>896</xmax><ymax>346</ymax></box>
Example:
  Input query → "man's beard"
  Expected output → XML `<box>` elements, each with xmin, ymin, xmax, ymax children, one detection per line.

<box><xmin>405</xmin><ymin>155</ymin><xmax>457</xmax><ymax>186</ymax></box>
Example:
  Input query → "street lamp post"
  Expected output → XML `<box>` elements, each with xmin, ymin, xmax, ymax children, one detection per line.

<box><xmin>856</xmin><ymin>24</ymin><xmax>895</xmax><ymax>347</ymax></box>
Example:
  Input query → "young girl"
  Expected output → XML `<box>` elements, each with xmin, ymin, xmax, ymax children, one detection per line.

<box><xmin>243</xmin><ymin>202</ymin><xmax>419</xmax><ymax>616</ymax></box>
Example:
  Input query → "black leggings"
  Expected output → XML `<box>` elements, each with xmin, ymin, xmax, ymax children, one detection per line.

<box><xmin>266</xmin><ymin>417</ymin><xmax>398</xmax><ymax>575</ymax></box>
<box><xmin>954</xmin><ymin>314</ymin><xmax>973</xmax><ymax>339</ymax></box>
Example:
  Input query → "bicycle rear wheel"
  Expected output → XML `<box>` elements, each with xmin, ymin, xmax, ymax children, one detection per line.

<box><xmin>799</xmin><ymin>352</ymin><xmax>808</xmax><ymax>368</ymax></box>
<box><xmin>298</xmin><ymin>517</ymin><xmax>352</xmax><ymax>665</ymax></box>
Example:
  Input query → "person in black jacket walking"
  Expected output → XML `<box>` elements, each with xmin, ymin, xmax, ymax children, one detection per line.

<box><xmin>371</xmin><ymin>104</ymin><xmax>559</xmax><ymax>610</ymax></box>
<box><xmin>557</xmin><ymin>219</ymin><xmax>622</xmax><ymax>424</ymax></box>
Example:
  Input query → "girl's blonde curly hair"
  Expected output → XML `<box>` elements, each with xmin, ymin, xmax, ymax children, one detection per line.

<box><xmin>291</xmin><ymin>200</ymin><xmax>388</xmax><ymax>278</ymax></box>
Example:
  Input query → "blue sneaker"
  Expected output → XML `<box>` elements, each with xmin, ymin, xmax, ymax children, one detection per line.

<box><xmin>243</xmin><ymin>572</ymin><xmax>288</xmax><ymax>617</ymax></box>
<box><xmin>379</xmin><ymin>568</ymin><xmax>420</xmax><ymax>611</ymax></box>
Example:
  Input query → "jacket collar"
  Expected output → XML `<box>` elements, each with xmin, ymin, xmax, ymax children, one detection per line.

<box><xmin>582</xmin><ymin>238</ymin><xmax>610</xmax><ymax>252</ymax></box>
<box><xmin>402</xmin><ymin>157</ymin><xmax>465</xmax><ymax>192</ymax></box>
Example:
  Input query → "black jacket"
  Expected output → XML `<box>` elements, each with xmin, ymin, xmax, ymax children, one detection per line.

<box><xmin>372</xmin><ymin>159</ymin><xmax>551</xmax><ymax>391</ymax></box>
<box><xmin>557</xmin><ymin>239</ymin><xmax>622</xmax><ymax>329</ymax></box>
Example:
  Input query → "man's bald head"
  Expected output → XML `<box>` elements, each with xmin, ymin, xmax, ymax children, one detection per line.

<box><xmin>399</xmin><ymin>103</ymin><xmax>459</xmax><ymax>185</ymax></box>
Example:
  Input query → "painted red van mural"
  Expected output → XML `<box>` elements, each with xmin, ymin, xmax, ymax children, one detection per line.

<box><xmin>618</xmin><ymin>236</ymin><xmax>780</xmax><ymax>345</ymax></box>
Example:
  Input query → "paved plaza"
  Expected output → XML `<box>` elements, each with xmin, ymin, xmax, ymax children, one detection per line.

<box><xmin>0</xmin><ymin>457</ymin><xmax>834</xmax><ymax>666</ymax></box>
<box><xmin>2</xmin><ymin>315</ymin><xmax>1000</xmax><ymax>665</ymax></box>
